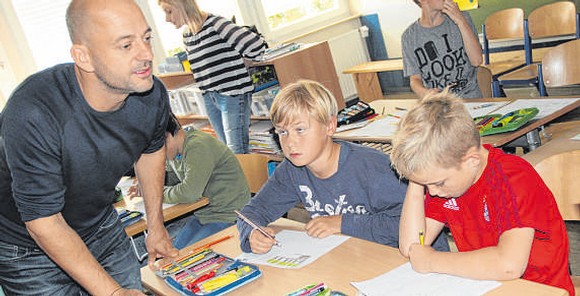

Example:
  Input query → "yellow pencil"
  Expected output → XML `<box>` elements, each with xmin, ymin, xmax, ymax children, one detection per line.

<box><xmin>419</xmin><ymin>231</ymin><xmax>425</xmax><ymax>246</ymax></box>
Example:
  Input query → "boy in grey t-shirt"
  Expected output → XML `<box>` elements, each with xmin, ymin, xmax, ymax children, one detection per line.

<box><xmin>402</xmin><ymin>0</ymin><xmax>483</xmax><ymax>99</ymax></box>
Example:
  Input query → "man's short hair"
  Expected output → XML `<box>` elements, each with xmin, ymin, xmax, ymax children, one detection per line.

<box><xmin>270</xmin><ymin>80</ymin><xmax>338</xmax><ymax>127</ymax></box>
<box><xmin>390</xmin><ymin>90</ymin><xmax>481</xmax><ymax>179</ymax></box>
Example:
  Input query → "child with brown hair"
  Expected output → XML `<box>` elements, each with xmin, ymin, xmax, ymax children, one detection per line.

<box><xmin>390</xmin><ymin>90</ymin><xmax>574</xmax><ymax>295</ymax></box>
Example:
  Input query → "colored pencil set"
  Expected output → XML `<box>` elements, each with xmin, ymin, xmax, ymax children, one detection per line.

<box><xmin>157</xmin><ymin>248</ymin><xmax>262</xmax><ymax>295</ymax></box>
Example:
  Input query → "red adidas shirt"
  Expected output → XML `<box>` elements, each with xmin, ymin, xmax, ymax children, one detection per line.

<box><xmin>425</xmin><ymin>145</ymin><xmax>574</xmax><ymax>295</ymax></box>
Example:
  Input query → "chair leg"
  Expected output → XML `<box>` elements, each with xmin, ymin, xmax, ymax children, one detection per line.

<box><xmin>492</xmin><ymin>80</ymin><xmax>505</xmax><ymax>97</ymax></box>
<box><xmin>537</xmin><ymin>64</ymin><xmax>547</xmax><ymax>96</ymax></box>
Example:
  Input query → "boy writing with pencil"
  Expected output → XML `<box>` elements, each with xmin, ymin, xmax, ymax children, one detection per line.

<box><xmin>236</xmin><ymin>80</ymin><xmax>449</xmax><ymax>254</ymax></box>
<box><xmin>390</xmin><ymin>90</ymin><xmax>574</xmax><ymax>295</ymax></box>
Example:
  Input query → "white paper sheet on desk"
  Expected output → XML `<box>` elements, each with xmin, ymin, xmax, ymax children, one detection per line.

<box><xmin>464</xmin><ymin>102</ymin><xmax>511</xmax><ymax>118</ymax></box>
<box><xmin>491</xmin><ymin>98</ymin><xmax>579</xmax><ymax>119</ymax></box>
<box><xmin>352</xmin><ymin>262</ymin><xmax>501</xmax><ymax>296</ymax></box>
<box><xmin>237</xmin><ymin>230</ymin><xmax>349</xmax><ymax>269</ymax></box>
<box><xmin>345</xmin><ymin>115</ymin><xmax>400</xmax><ymax>138</ymax></box>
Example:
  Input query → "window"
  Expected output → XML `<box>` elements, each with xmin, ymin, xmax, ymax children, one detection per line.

<box><xmin>262</xmin><ymin>0</ymin><xmax>340</xmax><ymax>30</ymax></box>
<box><xmin>11</xmin><ymin>0</ymin><xmax>72</xmax><ymax>71</ymax></box>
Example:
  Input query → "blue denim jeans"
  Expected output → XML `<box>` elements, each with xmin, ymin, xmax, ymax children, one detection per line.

<box><xmin>0</xmin><ymin>208</ymin><xmax>141</xmax><ymax>295</ymax></box>
<box><xmin>202</xmin><ymin>91</ymin><xmax>252</xmax><ymax>154</ymax></box>
<box><xmin>172</xmin><ymin>215</ymin><xmax>233</xmax><ymax>250</ymax></box>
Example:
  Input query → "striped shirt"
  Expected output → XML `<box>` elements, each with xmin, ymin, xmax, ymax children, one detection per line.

<box><xmin>183</xmin><ymin>14</ymin><xmax>266</xmax><ymax>96</ymax></box>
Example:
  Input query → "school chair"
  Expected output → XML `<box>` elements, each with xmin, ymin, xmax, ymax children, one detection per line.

<box><xmin>481</xmin><ymin>8</ymin><xmax>526</xmax><ymax>97</ymax></box>
<box><xmin>495</xmin><ymin>2</ymin><xmax>579</xmax><ymax>96</ymax></box>
<box><xmin>235</xmin><ymin>153</ymin><xmax>270</xmax><ymax>195</ymax></box>
<box><xmin>477</xmin><ymin>66</ymin><xmax>493</xmax><ymax>98</ymax></box>
<box><xmin>537</xmin><ymin>39</ymin><xmax>580</xmax><ymax>96</ymax></box>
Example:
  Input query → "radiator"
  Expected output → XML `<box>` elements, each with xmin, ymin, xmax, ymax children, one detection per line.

<box><xmin>327</xmin><ymin>27</ymin><xmax>371</xmax><ymax>100</ymax></box>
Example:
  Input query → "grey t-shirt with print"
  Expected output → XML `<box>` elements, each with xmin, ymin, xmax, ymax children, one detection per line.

<box><xmin>402</xmin><ymin>12</ymin><xmax>482</xmax><ymax>99</ymax></box>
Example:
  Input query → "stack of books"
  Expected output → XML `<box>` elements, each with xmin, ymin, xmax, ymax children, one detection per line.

<box><xmin>248</xmin><ymin>120</ymin><xmax>281</xmax><ymax>155</ymax></box>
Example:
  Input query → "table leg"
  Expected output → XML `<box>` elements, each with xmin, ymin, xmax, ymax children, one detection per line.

<box><xmin>352</xmin><ymin>72</ymin><xmax>383</xmax><ymax>103</ymax></box>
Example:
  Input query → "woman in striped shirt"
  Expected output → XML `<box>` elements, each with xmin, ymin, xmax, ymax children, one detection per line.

<box><xmin>158</xmin><ymin>0</ymin><xmax>266</xmax><ymax>153</ymax></box>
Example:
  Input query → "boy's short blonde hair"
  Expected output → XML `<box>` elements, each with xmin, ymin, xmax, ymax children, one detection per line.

<box><xmin>390</xmin><ymin>90</ymin><xmax>480</xmax><ymax>179</ymax></box>
<box><xmin>270</xmin><ymin>80</ymin><xmax>338</xmax><ymax>126</ymax></box>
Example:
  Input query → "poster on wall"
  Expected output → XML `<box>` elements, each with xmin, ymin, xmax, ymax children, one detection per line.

<box><xmin>454</xmin><ymin>0</ymin><xmax>479</xmax><ymax>10</ymax></box>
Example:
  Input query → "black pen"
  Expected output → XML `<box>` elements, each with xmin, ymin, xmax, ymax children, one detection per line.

<box><xmin>234</xmin><ymin>210</ymin><xmax>282</xmax><ymax>247</ymax></box>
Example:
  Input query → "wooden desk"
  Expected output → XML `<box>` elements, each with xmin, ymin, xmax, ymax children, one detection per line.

<box><xmin>141</xmin><ymin>218</ymin><xmax>566</xmax><ymax>296</ymax></box>
<box><xmin>116</xmin><ymin>197</ymin><xmax>209</xmax><ymax>237</ymax></box>
<box><xmin>334</xmin><ymin>97</ymin><xmax>580</xmax><ymax>150</ymax></box>
<box><xmin>157</xmin><ymin>72</ymin><xmax>195</xmax><ymax>90</ymax></box>
<box><xmin>343</xmin><ymin>48</ymin><xmax>553</xmax><ymax>102</ymax></box>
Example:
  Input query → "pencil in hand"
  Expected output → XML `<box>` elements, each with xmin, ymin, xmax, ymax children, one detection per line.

<box><xmin>234</xmin><ymin>210</ymin><xmax>282</xmax><ymax>247</ymax></box>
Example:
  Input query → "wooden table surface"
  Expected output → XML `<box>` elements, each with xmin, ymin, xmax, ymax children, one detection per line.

<box><xmin>334</xmin><ymin>97</ymin><xmax>580</xmax><ymax>149</ymax></box>
<box><xmin>141</xmin><ymin>219</ymin><xmax>567</xmax><ymax>296</ymax></box>
<box><xmin>116</xmin><ymin>197</ymin><xmax>209</xmax><ymax>237</ymax></box>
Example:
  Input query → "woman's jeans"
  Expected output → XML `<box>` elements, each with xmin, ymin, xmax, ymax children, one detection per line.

<box><xmin>0</xmin><ymin>208</ymin><xmax>141</xmax><ymax>295</ymax></box>
<box><xmin>202</xmin><ymin>91</ymin><xmax>252</xmax><ymax>154</ymax></box>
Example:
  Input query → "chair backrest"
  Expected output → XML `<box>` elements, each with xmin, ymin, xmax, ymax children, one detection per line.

<box><xmin>477</xmin><ymin>66</ymin><xmax>493</xmax><ymax>98</ymax></box>
<box><xmin>235</xmin><ymin>154</ymin><xmax>270</xmax><ymax>194</ymax></box>
<box><xmin>484</xmin><ymin>8</ymin><xmax>525</xmax><ymax>40</ymax></box>
<box><xmin>482</xmin><ymin>8</ymin><xmax>525</xmax><ymax>64</ymax></box>
<box><xmin>528</xmin><ymin>1</ymin><xmax>577</xmax><ymax>39</ymax></box>
<box><xmin>534</xmin><ymin>150</ymin><xmax>580</xmax><ymax>220</ymax></box>
<box><xmin>540</xmin><ymin>39</ymin><xmax>580</xmax><ymax>88</ymax></box>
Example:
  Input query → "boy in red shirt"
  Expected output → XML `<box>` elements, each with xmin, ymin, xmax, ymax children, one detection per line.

<box><xmin>390</xmin><ymin>91</ymin><xmax>574</xmax><ymax>295</ymax></box>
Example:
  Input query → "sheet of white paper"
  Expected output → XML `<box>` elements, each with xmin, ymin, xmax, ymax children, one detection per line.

<box><xmin>345</xmin><ymin>115</ymin><xmax>401</xmax><ymax>138</ymax></box>
<box><xmin>352</xmin><ymin>262</ymin><xmax>501</xmax><ymax>296</ymax></box>
<box><xmin>116</xmin><ymin>177</ymin><xmax>173</xmax><ymax>216</ymax></box>
<box><xmin>237</xmin><ymin>230</ymin><xmax>349</xmax><ymax>269</ymax></box>
<box><xmin>464</xmin><ymin>101</ymin><xmax>511</xmax><ymax>118</ymax></box>
<box><xmin>491</xmin><ymin>98</ymin><xmax>579</xmax><ymax>119</ymax></box>
<box><xmin>571</xmin><ymin>133</ymin><xmax>580</xmax><ymax>141</ymax></box>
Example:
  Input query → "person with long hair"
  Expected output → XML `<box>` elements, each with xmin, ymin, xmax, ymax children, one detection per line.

<box><xmin>158</xmin><ymin>0</ymin><xmax>266</xmax><ymax>153</ymax></box>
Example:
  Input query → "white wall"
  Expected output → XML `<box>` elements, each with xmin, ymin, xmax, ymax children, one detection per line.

<box><xmin>353</xmin><ymin>0</ymin><xmax>421</xmax><ymax>58</ymax></box>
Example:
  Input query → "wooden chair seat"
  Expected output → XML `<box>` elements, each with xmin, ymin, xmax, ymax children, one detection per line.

<box><xmin>485</xmin><ymin>60</ymin><xmax>526</xmax><ymax>77</ymax></box>
<box><xmin>497</xmin><ymin>63</ymin><xmax>539</xmax><ymax>81</ymax></box>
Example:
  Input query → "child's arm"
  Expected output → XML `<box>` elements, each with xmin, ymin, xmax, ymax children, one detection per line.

<box><xmin>304</xmin><ymin>215</ymin><xmax>341</xmax><ymax>238</ymax></box>
<box><xmin>409</xmin><ymin>227</ymin><xmax>534</xmax><ymax>280</ymax></box>
<box><xmin>442</xmin><ymin>0</ymin><xmax>482</xmax><ymax>66</ymax></box>
<box><xmin>409</xmin><ymin>75</ymin><xmax>440</xmax><ymax>99</ymax></box>
<box><xmin>399</xmin><ymin>181</ymin><xmax>445</xmax><ymax>257</ymax></box>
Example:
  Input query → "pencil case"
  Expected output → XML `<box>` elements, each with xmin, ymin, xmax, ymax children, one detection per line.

<box><xmin>473</xmin><ymin>107</ymin><xmax>539</xmax><ymax>136</ymax></box>
<box><xmin>156</xmin><ymin>248</ymin><xmax>262</xmax><ymax>296</ymax></box>
<box><xmin>337</xmin><ymin>101</ymin><xmax>375</xmax><ymax>126</ymax></box>
<box><xmin>117</xmin><ymin>209</ymin><xmax>143</xmax><ymax>227</ymax></box>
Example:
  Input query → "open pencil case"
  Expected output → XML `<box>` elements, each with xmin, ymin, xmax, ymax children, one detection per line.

<box><xmin>116</xmin><ymin>209</ymin><xmax>143</xmax><ymax>227</ymax></box>
<box><xmin>156</xmin><ymin>248</ymin><xmax>262</xmax><ymax>296</ymax></box>
<box><xmin>473</xmin><ymin>107</ymin><xmax>539</xmax><ymax>136</ymax></box>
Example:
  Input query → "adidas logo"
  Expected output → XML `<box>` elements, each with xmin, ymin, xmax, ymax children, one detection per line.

<box><xmin>443</xmin><ymin>198</ymin><xmax>459</xmax><ymax>211</ymax></box>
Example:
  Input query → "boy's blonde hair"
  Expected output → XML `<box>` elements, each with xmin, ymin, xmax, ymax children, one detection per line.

<box><xmin>390</xmin><ymin>90</ymin><xmax>480</xmax><ymax>179</ymax></box>
<box><xmin>270</xmin><ymin>80</ymin><xmax>338</xmax><ymax>127</ymax></box>
<box><xmin>158</xmin><ymin>0</ymin><xmax>205</xmax><ymax>33</ymax></box>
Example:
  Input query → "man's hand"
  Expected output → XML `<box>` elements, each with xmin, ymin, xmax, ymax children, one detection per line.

<box><xmin>408</xmin><ymin>243</ymin><xmax>435</xmax><ymax>273</ymax></box>
<box><xmin>146</xmin><ymin>227</ymin><xmax>178</xmax><ymax>269</ymax></box>
<box><xmin>249</xmin><ymin>227</ymin><xmax>277</xmax><ymax>254</ymax></box>
<box><xmin>305</xmin><ymin>216</ymin><xmax>341</xmax><ymax>238</ymax></box>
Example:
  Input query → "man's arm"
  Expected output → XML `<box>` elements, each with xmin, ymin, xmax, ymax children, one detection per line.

<box><xmin>443</xmin><ymin>0</ymin><xmax>483</xmax><ymax>66</ymax></box>
<box><xmin>409</xmin><ymin>227</ymin><xmax>534</xmax><ymax>280</ymax></box>
<box><xmin>134</xmin><ymin>146</ymin><xmax>178</xmax><ymax>267</ymax></box>
<box><xmin>26</xmin><ymin>214</ymin><xmax>143</xmax><ymax>296</ymax></box>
